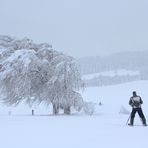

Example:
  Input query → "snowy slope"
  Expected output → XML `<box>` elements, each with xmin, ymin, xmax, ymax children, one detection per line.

<box><xmin>81</xmin><ymin>80</ymin><xmax>148</xmax><ymax>114</ymax></box>
<box><xmin>0</xmin><ymin>80</ymin><xmax>148</xmax><ymax>148</ymax></box>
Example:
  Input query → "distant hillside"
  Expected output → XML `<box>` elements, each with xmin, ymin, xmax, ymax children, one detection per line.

<box><xmin>78</xmin><ymin>50</ymin><xmax>148</xmax><ymax>74</ymax></box>
<box><xmin>77</xmin><ymin>51</ymin><xmax>148</xmax><ymax>86</ymax></box>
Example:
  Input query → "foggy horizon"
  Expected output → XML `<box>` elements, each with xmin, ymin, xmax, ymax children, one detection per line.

<box><xmin>1</xmin><ymin>0</ymin><xmax>148</xmax><ymax>58</ymax></box>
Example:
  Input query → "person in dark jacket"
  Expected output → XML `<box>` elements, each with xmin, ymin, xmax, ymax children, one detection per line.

<box><xmin>128</xmin><ymin>91</ymin><xmax>147</xmax><ymax>126</ymax></box>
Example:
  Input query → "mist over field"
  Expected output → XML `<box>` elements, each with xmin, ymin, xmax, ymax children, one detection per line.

<box><xmin>1</xmin><ymin>0</ymin><xmax>148</xmax><ymax>57</ymax></box>
<box><xmin>1</xmin><ymin>0</ymin><xmax>148</xmax><ymax>148</ymax></box>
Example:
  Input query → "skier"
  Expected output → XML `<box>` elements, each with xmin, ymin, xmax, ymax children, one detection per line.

<box><xmin>128</xmin><ymin>91</ymin><xmax>147</xmax><ymax>126</ymax></box>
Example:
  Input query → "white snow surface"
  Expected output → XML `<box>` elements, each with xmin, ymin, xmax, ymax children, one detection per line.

<box><xmin>0</xmin><ymin>80</ymin><xmax>148</xmax><ymax>148</ymax></box>
<box><xmin>82</xmin><ymin>69</ymin><xmax>140</xmax><ymax>80</ymax></box>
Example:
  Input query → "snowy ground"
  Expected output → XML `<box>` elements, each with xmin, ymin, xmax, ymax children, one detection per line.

<box><xmin>0</xmin><ymin>80</ymin><xmax>148</xmax><ymax>148</ymax></box>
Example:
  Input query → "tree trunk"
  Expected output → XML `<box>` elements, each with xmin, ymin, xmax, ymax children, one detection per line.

<box><xmin>53</xmin><ymin>104</ymin><xmax>59</xmax><ymax>115</ymax></box>
<box><xmin>64</xmin><ymin>106</ymin><xmax>71</xmax><ymax>115</ymax></box>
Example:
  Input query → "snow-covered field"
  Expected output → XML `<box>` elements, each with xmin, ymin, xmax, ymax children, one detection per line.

<box><xmin>82</xmin><ymin>69</ymin><xmax>140</xmax><ymax>80</ymax></box>
<box><xmin>0</xmin><ymin>80</ymin><xmax>148</xmax><ymax>148</ymax></box>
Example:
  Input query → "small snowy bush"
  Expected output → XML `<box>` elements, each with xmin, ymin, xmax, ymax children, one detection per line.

<box><xmin>83</xmin><ymin>102</ymin><xmax>96</xmax><ymax>115</ymax></box>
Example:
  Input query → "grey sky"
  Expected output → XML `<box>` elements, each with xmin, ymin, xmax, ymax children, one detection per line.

<box><xmin>0</xmin><ymin>0</ymin><xmax>148</xmax><ymax>58</ymax></box>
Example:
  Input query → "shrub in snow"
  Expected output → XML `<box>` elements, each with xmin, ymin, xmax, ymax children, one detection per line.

<box><xmin>0</xmin><ymin>35</ymin><xmax>84</xmax><ymax>115</ymax></box>
<box><xmin>82</xmin><ymin>102</ymin><xmax>96</xmax><ymax>115</ymax></box>
<box><xmin>119</xmin><ymin>105</ymin><xmax>130</xmax><ymax>114</ymax></box>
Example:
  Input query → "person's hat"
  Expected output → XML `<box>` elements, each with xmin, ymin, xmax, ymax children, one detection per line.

<box><xmin>133</xmin><ymin>91</ymin><xmax>137</xmax><ymax>95</ymax></box>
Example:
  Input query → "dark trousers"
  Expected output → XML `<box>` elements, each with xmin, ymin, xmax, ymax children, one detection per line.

<box><xmin>130</xmin><ymin>107</ymin><xmax>146</xmax><ymax>124</ymax></box>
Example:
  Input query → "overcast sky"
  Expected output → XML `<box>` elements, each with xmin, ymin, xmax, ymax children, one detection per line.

<box><xmin>0</xmin><ymin>0</ymin><xmax>148</xmax><ymax>58</ymax></box>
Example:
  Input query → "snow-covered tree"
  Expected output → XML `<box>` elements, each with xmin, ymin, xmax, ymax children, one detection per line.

<box><xmin>37</xmin><ymin>48</ymin><xmax>84</xmax><ymax>114</ymax></box>
<box><xmin>0</xmin><ymin>35</ymin><xmax>84</xmax><ymax>114</ymax></box>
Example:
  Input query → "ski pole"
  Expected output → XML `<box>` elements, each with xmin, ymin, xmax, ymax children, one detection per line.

<box><xmin>126</xmin><ymin>114</ymin><xmax>131</xmax><ymax>125</ymax></box>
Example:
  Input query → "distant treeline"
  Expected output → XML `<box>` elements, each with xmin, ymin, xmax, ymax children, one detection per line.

<box><xmin>78</xmin><ymin>51</ymin><xmax>148</xmax><ymax>86</ymax></box>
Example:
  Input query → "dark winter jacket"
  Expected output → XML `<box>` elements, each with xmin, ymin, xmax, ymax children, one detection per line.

<box><xmin>129</xmin><ymin>95</ymin><xmax>143</xmax><ymax>108</ymax></box>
